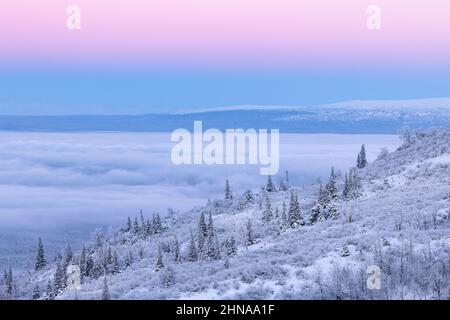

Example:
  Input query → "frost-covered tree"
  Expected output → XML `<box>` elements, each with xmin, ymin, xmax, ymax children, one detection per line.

<box><xmin>125</xmin><ymin>216</ymin><xmax>132</xmax><ymax>232</ymax></box>
<box><xmin>64</xmin><ymin>241</ymin><xmax>73</xmax><ymax>267</ymax></box>
<box><xmin>279</xmin><ymin>170</ymin><xmax>290</xmax><ymax>191</ymax></box>
<box><xmin>53</xmin><ymin>258</ymin><xmax>66</xmax><ymax>294</ymax></box>
<box><xmin>280</xmin><ymin>201</ymin><xmax>289</xmax><ymax>231</ymax></box>
<box><xmin>288</xmin><ymin>191</ymin><xmax>303</xmax><ymax>227</ymax></box>
<box><xmin>155</xmin><ymin>246</ymin><xmax>164</xmax><ymax>271</ymax></box>
<box><xmin>243</xmin><ymin>190</ymin><xmax>255</xmax><ymax>205</ymax></box>
<box><xmin>95</xmin><ymin>231</ymin><xmax>103</xmax><ymax>248</ymax></box>
<box><xmin>197</xmin><ymin>212</ymin><xmax>208</xmax><ymax>256</ymax></box>
<box><xmin>124</xmin><ymin>251</ymin><xmax>133</xmax><ymax>269</ymax></box>
<box><xmin>35</xmin><ymin>237</ymin><xmax>47</xmax><ymax>271</ymax></box>
<box><xmin>325</xmin><ymin>167</ymin><xmax>338</xmax><ymax>200</ymax></box>
<box><xmin>357</xmin><ymin>145</ymin><xmax>367</xmax><ymax>168</ymax></box>
<box><xmin>266</xmin><ymin>175</ymin><xmax>275</xmax><ymax>192</ymax></box>
<box><xmin>31</xmin><ymin>284</ymin><xmax>40</xmax><ymax>300</ymax></box>
<box><xmin>163</xmin><ymin>267</ymin><xmax>175</xmax><ymax>288</ymax></box>
<box><xmin>309</xmin><ymin>184</ymin><xmax>339</xmax><ymax>224</ymax></box>
<box><xmin>132</xmin><ymin>217</ymin><xmax>140</xmax><ymax>235</ymax></box>
<box><xmin>79</xmin><ymin>245</ymin><xmax>87</xmax><ymax>279</ymax></box>
<box><xmin>152</xmin><ymin>213</ymin><xmax>162</xmax><ymax>234</ymax></box>
<box><xmin>3</xmin><ymin>267</ymin><xmax>13</xmax><ymax>299</ymax></box>
<box><xmin>45</xmin><ymin>280</ymin><xmax>54</xmax><ymax>300</ymax></box>
<box><xmin>102</xmin><ymin>276</ymin><xmax>111</xmax><ymax>300</ymax></box>
<box><xmin>204</xmin><ymin>212</ymin><xmax>221</xmax><ymax>260</ymax></box>
<box><xmin>262</xmin><ymin>194</ymin><xmax>273</xmax><ymax>223</ymax></box>
<box><xmin>187</xmin><ymin>229</ymin><xmax>198</xmax><ymax>261</ymax></box>
<box><xmin>224</xmin><ymin>236</ymin><xmax>237</xmax><ymax>256</ymax></box>
<box><xmin>224</xmin><ymin>179</ymin><xmax>233</xmax><ymax>200</ymax></box>
<box><xmin>173</xmin><ymin>237</ymin><xmax>182</xmax><ymax>264</ymax></box>
<box><xmin>245</xmin><ymin>220</ymin><xmax>256</xmax><ymax>246</ymax></box>
<box><xmin>112</xmin><ymin>251</ymin><xmax>120</xmax><ymax>274</ymax></box>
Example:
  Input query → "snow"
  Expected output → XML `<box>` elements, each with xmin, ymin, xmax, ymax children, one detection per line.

<box><xmin>3</xmin><ymin>126</ymin><xmax>450</xmax><ymax>300</ymax></box>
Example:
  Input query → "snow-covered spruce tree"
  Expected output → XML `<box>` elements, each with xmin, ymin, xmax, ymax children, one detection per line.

<box><xmin>262</xmin><ymin>194</ymin><xmax>273</xmax><ymax>223</ymax></box>
<box><xmin>95</xmin><ymin>231</ymin><xmax>103</xmax><ymax>248</ymax></box>
<box><xmin>288</xmin><ymin>191</ymin><xmax>303</xmax><ymax>228</ymax></box>
<box><xmin>224</xmin><ymin>236</ymin><xmax>237</xmax><ymax>256</ymax></box>
<box><xmin>152</xmin><ymin>213</ymin><xmax>163</xmax><ymax>234</ymax></box>
<box><xmin>45</xmin><ymin>280</ymin><xmax>54</xmax><ymax>300</ymax></box>
<box><xmin>163</xmin><ymin>267</ymin><xmax>175</xmax><ymax>288</ymax></box>
<box><xmin>3</xmin><ymin>267</ymin><xmax>13</xmax><ymax>299</ymax></box>
<box><xmin>187</xmin><ymin>229</ymin><xmax>198</xmax><ymax>261</ymax></box>
<box><xmin>125</xmin><ymin>216</ymin><xmax>132</xmax><ymax>232</ymax></box>
<box><xmin>35</xmin><ymin>237</ymin><xmax>47</xmax><ymax>271</ymax></box>
<box><xmin>280</xmin><ymin>201</ymin><xmax>289</xmax><ymax>231</ymax></box>
<box><xmin>309</xmin><ymin>184</ymin><xmax>328</xmax><ymax>224</ymax></box>
<box><xmin>31</xmin><ymin>284</ymin><xmax>40</xmax><ymax>300</ymax></box>
<box><xmin>325</xmin><ymin>167</ymin><xmax>338</xmax><ymax>200</ymax></box>
<box><xmin>101</xmin><ymin>276</ymin><xmax>111</xmax><ymax>300</ymax></box>
<box><xmin>79</xmin><ymin>245</ymin><xmax>87</xmax><ymax>280</ymax></box>
<box><xmin>64</xmin><ymin>241</ymin><xmax>73</xmax><ymax>267</ymax></box>
<box><xmin>224</xmin><ymin>179</ymin><xmax>233</xmax><ymax>200</ymax></box>
<box><xmin>279</xmin><ymin>170</ymin><xmax>290</xmax><ymax>191</ymax></box>
<box><xmin>309</xmin><ymin>183</ymin><xmax>340</xmax><ymax>224</ymax></box>
<box><xmin>53</xmin><ymin>257</ymin><xmax>66</xmax><ymax>294</ymax></box>
<box><xmin>124</xmin><ymin>251</ymin><xmax>133</xmax><ymax>269</ymax></box>
<box><xmin>266</xmin><ymin>175</ymin><xmax>275</xmax><ymax>192</ymax></box>
<box><xmin>245</xmin><ymin>220</ymin><xmax>256</xmax><ymax>246</ymax></box>
<box><xmin>204</xmin><ymin>212</ymin><xmax>221</xmax><ymax>260</ymax></box>
<box><xmin>342</xmin><ymin>172</ymin><xmax>351</xmax><ymax>200</ymax></box>
<box><xmin>132</xmin><ymin>216</ymin><xmax>140</xmax><ymax>235</ymax></box>
<box><xmin>349</xmin><ymin>168</ymin><xmax>362</xmax><ymax>199</ymax></box>
<box><xmin>112</xmin><ymin>251</ymin><xmax>120</xmax><ymax>274</ymax></box>
<box><xmin>174</xmin><ymin>237</ymin><xmax>182</xmax><ymax>264</ymax></box>
<box><xmin>356</xmin><ymin>144</ymin><xmax>367</xmax><ymax>168</ymax></box>
<box><xmin>155</xmin><ymin>245</ymin><xmax>164</xmax><ymax>271</ymax></box>
<box><xmin>197</xmin><ymin>212</ymin><xmax>208</xmax><ymax>257</ymax></box>
<box><xmin>243</xmin><ymin>190</ymin><xmax>255</xmax><ymax>205</ymax></box>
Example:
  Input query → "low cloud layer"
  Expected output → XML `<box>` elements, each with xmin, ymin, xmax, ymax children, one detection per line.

<box><xmin>0</xmin><ymin>132</ymin><xmax>399</xmax><ymax>230</ymax></box>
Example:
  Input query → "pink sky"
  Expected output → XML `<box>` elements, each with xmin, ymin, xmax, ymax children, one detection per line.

<box><xmin>1</xmin><ymin>0</ymin><xmax>449</xmax><ymax>70</ymax></box>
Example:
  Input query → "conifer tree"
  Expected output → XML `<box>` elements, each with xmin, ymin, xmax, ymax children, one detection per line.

<box><xmin>79</xmin><ymin>245</ymin><xmax>87</xmax><ymax>279</ymax></box>
<box><xmin>152</xmin><ymin>213</ymin><xmax>162</xmax><ymax>234</ymax></box>
<box><xmin>357</xmin><ymin>144</ymin><xmax>367</xmax><ymax>168</ymax></box>
<box><xmin>288</xmin><ymin>191</ymin><xmax>303</xmax><ymax>227</ymax></box>
<box><xmin>225</xmin><ymin>236</ymin><xmax>237</xmax><ymax>256</ymax></box>
<box><xmin>45</xmin><ymin>280</ymin><xmax>54</xmax><ymax>300</ymax></box>
<box><xmin>101</xmin><ymin>276</ymin><xmax>111</xmax><ymax>300</ymax></box>
<box><xmin>266</xmin><ymin>175</ymin><xmax>275</xmax><ymax>192</ymax></box>
<box><xmin>132</xmin><ymin>217</ymin><xmax>140</xmax><ymax>235</ymax></box>
<box><xmin>53</xmin><ymin>258</ymin><xmax>66</xmax><ymax>294</ymax></box>
<box><xmin>155</xmin><ymin>246</ymin><xmax>164</xmax><ymax>271</ymax></box>
<box><xmin>280</xmin><ymin>201</ymin><xmax>289</xmax><ymax>231</ymax></box>
<box><xmin>262</xmin><ymin>194</ymin><xmax>273</xmax><ymax>223</ymax></box>
<box><xmin>187</xmin><ymin>229</ymin><xmax>198</xmax><ymax>261</ymax></box>
<box><xmin>126</xmin><ymin>216</ymin><xmax>132</xmax><ymax>232</ymax></box>
<box><xmin>197</xmin><ymin>212</ymin><xmax>208</xmax><ymax>256</ymax></box>
<box><xmin>224</xmin><ymin>179</ymin><xmax>233</xmax><ymax>200</ymax></box>
<box><xmin>163</xmin><ymin>267</ymin><xmax>175</xmax><ymax>288</ymax></box>
<box><xmin>4</xmin><ymin>267</ymin><xmax>13</xmax><ymax>299</ymax></box>
<box><xmin>112</xmin><ymin>251</ymin><xmax>120</xmax><ymax>274</ymax></box>
<box><xmin>174</xmin><ymin>237</ymin><xmax>182</xmax><ymax>264</ymax></box>
<box><xmin>245</xmin><ymin>220</ymin><xmax>256</xmax><ymax>246</ymax></box>
<box><xmin>31</xmin><ymin>284</ymin><xmax>41</xmax><ymax>300</ymax></box>
<box><xmin>35</xmin><ymin>237</ymin><xmax>47</xmax><ymax>271</ymax></box>
<box><xmin>64</xmin><ymin>242</ymin><xmax>73</xmax><ymax>267</ymax></box>
<box><xmin>325</xmin><ymin>167</ymin><xmax>338</xmax><ymax>200</ymax></box>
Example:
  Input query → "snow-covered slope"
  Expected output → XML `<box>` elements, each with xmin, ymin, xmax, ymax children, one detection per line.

<box><xmin>6</xmin><ymin>126</ymin><xmax>450</xmax><ymax>300</ymax></box>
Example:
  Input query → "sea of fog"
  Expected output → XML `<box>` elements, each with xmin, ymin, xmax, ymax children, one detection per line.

<box><xmin>0</xmin><ymin>132</ymin><xmax>400</xmax><ymax>269</ymax></box>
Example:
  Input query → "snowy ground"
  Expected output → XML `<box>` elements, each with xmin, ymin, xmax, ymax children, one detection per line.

<box><xmin>0</xmin><ymin>132</ymin><xmax>399</xmax><ymax>270</ymax></box>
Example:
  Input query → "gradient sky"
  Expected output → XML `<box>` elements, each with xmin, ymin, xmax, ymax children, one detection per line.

<box><xmin>0</xmin><ymin>0</ymin><xmax>449</xmax><ymax>114</ymax></box>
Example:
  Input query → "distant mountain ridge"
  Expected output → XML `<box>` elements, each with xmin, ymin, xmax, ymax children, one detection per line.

<box><xmin>1</xmin><ymin>99</ymin><xmax>450</xmax><ymax>133</ymax></box>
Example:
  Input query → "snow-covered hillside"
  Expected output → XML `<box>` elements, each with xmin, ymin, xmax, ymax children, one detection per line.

<box><xmin>3</xmin><ymin>126</ymin><xmax>450</xmax><ymax>300</ymax></box>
